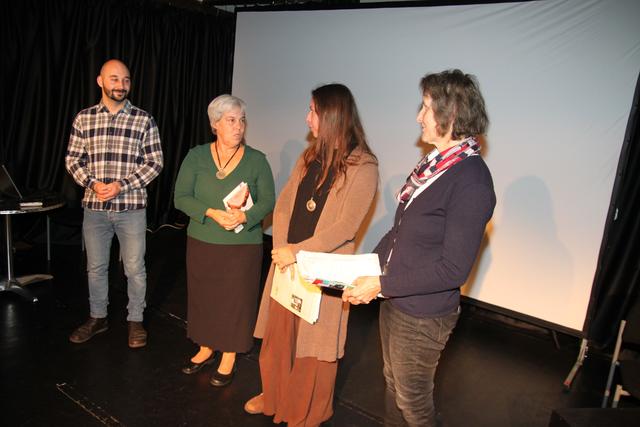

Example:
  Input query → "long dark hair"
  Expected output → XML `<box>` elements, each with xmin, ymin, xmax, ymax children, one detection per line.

<box><xmin>303</xmin><ymin>83</ymin><xmax>376</xmax><ymax>190</ymax></box>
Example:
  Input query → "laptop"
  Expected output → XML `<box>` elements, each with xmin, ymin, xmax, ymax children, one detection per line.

<box><xmin>0</xmin><ymin>164</ymin><xmax>60</xmax><ymax>208</ymax></box>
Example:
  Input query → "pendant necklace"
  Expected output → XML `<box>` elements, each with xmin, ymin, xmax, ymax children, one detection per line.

<box><xmin>306</xmin><ymin>197</ymin><xmax>316</xmax><ymax>212</ymax></box>
<box><xmin>306</xmin><ymin>164</ymin><xmax>320</xmax><ymax>212</ymax></box>
<box><xmin>214</xmin><ymin>142</ymin><xmax>241</xmax><ymax>179</ymax></box>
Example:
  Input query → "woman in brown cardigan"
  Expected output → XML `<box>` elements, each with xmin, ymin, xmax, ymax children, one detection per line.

<box><xmin>244</xmin><ymin>83</ymin><xmax>378</xmax><ymax>426</ymax></box>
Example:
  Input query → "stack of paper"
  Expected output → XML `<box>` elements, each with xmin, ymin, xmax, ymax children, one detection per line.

<box><xmin>296</xmin><ymin>251</ymin><xmax>381</xmax><ymax>290</ymax></box>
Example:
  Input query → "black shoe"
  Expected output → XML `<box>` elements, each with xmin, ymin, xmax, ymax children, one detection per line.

<box><xmin>209</xmin><ymin>364</ymin><xmax>236</xmax><ymax>387</ymax></box>
<box><xmin>182</xmin><ymin>351</ymin><xmax>219</xmax><ymax>375</ymax></box>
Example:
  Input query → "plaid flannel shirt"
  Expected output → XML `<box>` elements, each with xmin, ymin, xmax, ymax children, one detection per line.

<box><xmin>65</xmin><ymin>100</ymin><xmax>164</xmax><ymax>211</ymax></box>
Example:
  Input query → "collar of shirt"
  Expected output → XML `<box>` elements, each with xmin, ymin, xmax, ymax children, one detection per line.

<box><xmin>97</xmin><ymin>99</ymin><xmax>132</xmax><ymax>116</ymax></box>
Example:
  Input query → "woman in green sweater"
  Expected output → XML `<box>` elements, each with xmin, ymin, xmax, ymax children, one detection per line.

<box><xmin>174</xmin><ymin>94</ymin><xmax>275</xmax><ymax>387</ymax></box>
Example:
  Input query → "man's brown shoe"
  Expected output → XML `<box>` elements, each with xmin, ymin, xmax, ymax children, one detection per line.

<box><xmin>244</xmin><ymin>393</ymin><xmax>264</xmax><ymax>415</ymax></box>
<box><xmin>128</xmin><ymin>321</ymin><xmax>147</xmax><ymax>348</ymax></box>
<box><xmin>69</xmin><ymin>317</ymin><xmax>108</xmax><ymax>344</ymax></box>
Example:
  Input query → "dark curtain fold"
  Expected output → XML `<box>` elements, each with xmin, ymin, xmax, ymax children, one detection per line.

<box><xmin>586</xmin><ymin>72</ymin><xmax>640</xmax><ymax>349</ymax></box>
<box><xmin>1</xmin><ymin>0</ymin><xmax>236</xmax><ymax>228</ymax></box>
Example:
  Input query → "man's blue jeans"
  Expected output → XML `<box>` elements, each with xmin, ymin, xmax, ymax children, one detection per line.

<box><xmin>379</xmin><ymin>300</ymin><xmax>459</xmax><ymax>427</ymax></box>
<box><xmin>83</xmin><ymin>208</ymin><xmax>147</xmax><ymax>322</ymax></box>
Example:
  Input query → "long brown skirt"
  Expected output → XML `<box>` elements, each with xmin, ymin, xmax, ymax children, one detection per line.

<box><xmin>186</xmin><ymin>237</ymin><xmax>262</xmax><ymax>353</ymax></box>
<box><xmin>259</xmin><ymin>300</ymin><xmax>338</xmax><ymax>427</ymax></box>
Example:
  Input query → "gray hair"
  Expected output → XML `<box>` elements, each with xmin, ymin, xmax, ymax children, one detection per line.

<box><xmin>207</xmin><ymin>94</ymin><xmax>247</xmax><ymax>133</ymax></box>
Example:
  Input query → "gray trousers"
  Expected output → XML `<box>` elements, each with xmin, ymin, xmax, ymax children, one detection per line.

<box><xmin>379</xmin><ymin>300</ymin><xmax>459</xmax><ymax>427</ymax></box>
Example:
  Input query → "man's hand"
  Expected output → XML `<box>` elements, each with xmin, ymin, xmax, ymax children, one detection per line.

<box><xmin>342</xmin><ymin>276</ymin><xmax>382</xmax><ymax>305</ymax></box>
<box><xmin>92</xmin><ymin>181</ymin><xmax>121</xmax><ymax>201</ymax></box>
<box><xmin>100</xmin><ymin>182</ymin><xmax>121</xmax><ymax>201</ymax></box>
<box><xmin>92</xmin><ymin>181</ymin><xmax>108</xmax><ymax>195</ymax></box>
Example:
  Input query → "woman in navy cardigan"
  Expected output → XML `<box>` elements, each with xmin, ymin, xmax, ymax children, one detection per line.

<box><xmin>344</xmin><ymin>69</ymin><xmax>496</xmax><ymax>427</ymax></box>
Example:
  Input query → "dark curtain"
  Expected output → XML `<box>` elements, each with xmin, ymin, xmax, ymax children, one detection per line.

<box><xmin>1</xmin><ymin>0</ymin><xmax>236</xmax><ymax>228</ymax></box>
<box><xmin>586</xmin><ymin>72</ymin><xmax>640</xmax><ymax>349</ymax></box>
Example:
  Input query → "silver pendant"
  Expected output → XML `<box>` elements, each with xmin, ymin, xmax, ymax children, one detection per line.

<box><xmin>306</xmin><ymin>198</ymin><xmax>316</xmax><ymax>212</ymax></box>
<box><xmin>216</xmin><ymin>170</ymin><xmax>226</xmax><ymax>179</ymax></box>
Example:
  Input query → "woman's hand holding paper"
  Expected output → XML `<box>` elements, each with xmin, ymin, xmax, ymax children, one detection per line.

<box><xmin>206</xmin><ymin>208</ymin><xmax>237</xmax><ymax>230</ymax></box>
<box><xmin>227</xmin><ymin>209</ymin><xmax>247</xmax><ymax>228</ymax></box>
<box><xmin>272</xmin><ymin>246</ymin><xmax>296</xmax><ymax>273</ymax></box>
<box><xmin>343</xmin><ymin>276</ymin><xmax>381</xmax><ymax>305</ymax></box>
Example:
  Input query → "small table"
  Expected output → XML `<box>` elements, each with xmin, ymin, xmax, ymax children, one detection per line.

<box><xmin>0</xmin><ymin>201</ymin><xmax>65</xmax><ymax>302</ymax></box>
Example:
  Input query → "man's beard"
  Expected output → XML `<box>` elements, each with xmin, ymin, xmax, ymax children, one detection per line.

<box><xmin>106</xmin><ymin>88</ymin><xmax>128</xmax><ymax>102</ymax></box>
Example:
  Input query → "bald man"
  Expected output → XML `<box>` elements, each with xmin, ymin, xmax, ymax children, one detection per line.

<box><xmin>65</xmin><ymin>59</ymin><xmax>164</xmax><ymax>348</ymax></box>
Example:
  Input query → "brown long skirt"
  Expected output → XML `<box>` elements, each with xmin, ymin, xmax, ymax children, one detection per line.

<box><xmin>259</xmin><ymin>300</ymin><xmax>338</xmax><ymax>427</ymax></box>
<box><xmin>186</xmin><ymin>237</ymin><xmax>262</xmax><ymax>353</ymax></box>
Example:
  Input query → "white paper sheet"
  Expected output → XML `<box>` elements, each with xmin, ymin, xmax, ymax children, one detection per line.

<box><xmin>296</xmin><ymin>251</ymin><xmax>381</xmax><ymax>290</ymax></box>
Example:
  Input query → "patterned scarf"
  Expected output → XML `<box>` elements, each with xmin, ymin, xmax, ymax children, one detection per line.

<box><xmin>397</xmin><ymin>137</ymin><xmax>480</xmax><ymax>203</ymax></box>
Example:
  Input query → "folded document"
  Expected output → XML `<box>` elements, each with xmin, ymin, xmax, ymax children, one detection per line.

<box><xmin>271</xmin><ymin>265</ymin><xmax>322</xmax><ymax>324</ymax></box>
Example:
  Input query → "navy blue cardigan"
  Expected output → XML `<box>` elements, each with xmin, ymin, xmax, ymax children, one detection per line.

<box><xmin>375</xmin><ymin>155</ymin><xmax>496</xmax><ymax>318</ymax></box>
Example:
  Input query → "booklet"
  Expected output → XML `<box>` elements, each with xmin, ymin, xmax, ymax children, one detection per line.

<box><xmin>296</xmin><ymin>251</ymin><xmax>382</xmax><ymax>291</ymax></box>
<box><xmin>222</xmin><ymin>182</ymin><xmax>253</xmax><ymax>233</ymax></box>
<box><xmin>271</xmin><ymin>265</ymin><xmax>322</xmax><ymax>324</ymax></box>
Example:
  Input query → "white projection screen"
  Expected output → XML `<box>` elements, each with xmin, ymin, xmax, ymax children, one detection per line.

<box><xmin>232</xmin><ymin>0</ymin><xmax>640</xmax><ymax>332</ymax></box>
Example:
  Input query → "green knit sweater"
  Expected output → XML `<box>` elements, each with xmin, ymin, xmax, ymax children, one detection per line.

<box><xmin>174</xmin><ymin>143</ymin><xmax>275</xmax><ymax>244</ymax></box>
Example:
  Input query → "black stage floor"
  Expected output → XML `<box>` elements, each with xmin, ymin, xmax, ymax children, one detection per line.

<box><xmin>1</xmin><ymin>221</ymin><xmax>637</xmax><ymax>426</ymax></box>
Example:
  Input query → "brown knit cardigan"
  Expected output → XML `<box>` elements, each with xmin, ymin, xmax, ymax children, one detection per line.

<box><xmin>254</xmin><ymin>148</ymin><xmax>379</xmax><ymax>362</ymax></box>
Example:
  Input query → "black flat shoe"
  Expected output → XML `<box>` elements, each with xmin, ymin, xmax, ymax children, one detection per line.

<box><xmin>181</xmin><ymin>352</ymin><xmax>218</xmax><ymax>375</ymax></box>
<box><xmin>209</xmin><ymin>364</ymin><xmax>236</xmax><ymax>387</ymax></box>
